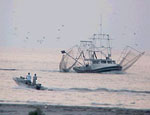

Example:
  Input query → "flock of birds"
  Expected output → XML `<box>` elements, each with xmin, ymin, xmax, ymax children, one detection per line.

<box><xmin>13</xmin><ymin>24</ymin><xmax>138</xmax><ymax>47</ymax></box>
<box><xmin>13</xmin><ymin>25</ymin><xmax>65</xmax><ymax>45</ymax></box>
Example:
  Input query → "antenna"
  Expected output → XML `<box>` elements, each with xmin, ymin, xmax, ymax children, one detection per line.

<box><xmin>99</xmin><ymin>15</ymin><xmax>103</xmax><ymax>51</ymax></box>
<box><xmin>100</xmin><ymin>15</ymin><xmax>103</xmax><ymax>34</ymax></box>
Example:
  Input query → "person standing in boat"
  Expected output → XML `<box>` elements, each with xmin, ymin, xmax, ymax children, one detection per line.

<box><xmin>26</xmin><ymin>73</ymin><xmax>31</xmax><ymax>84</ymax></box>
<box><xmin>33</xmin><ymin>74</ymin><xmax>37</xmax><ymax>85</ymax></box>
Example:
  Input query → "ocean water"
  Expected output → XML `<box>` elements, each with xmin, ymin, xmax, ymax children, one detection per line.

<box><xmin>0</xmin><ymin>48</ymin><xmax>150</xmax><ymax>109</ymax></box>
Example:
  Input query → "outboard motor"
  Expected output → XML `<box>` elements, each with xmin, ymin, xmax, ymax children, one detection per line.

<box><xmin>36</xmin><ymin>84</ymin><xmax>41</xmax><ymax>90</ymax></box>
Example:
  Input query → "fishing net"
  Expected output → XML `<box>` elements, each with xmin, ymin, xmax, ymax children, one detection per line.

<box><xmin>79</xmin><ymin>41</ymin><xmax>94</xmax><ymax>60</ymax></box>
<box><xmin>59</xmin><ymin>41</ymin><xmax>95</xmax><ymax>72</ymax></box>
<box><xmin>59</xmin><ymin>45</ymin><xmax>83</xmax><ymax>72</ymax></box>
<box><xmin>118</xmin><ymin>46</ymin><xmax>144</xmax><ymax>71</ymax></box>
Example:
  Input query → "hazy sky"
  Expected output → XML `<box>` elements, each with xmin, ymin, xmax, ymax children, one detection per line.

<box><xmin>0</xmin><ymin>0</ymin><xmax>150</xmax><ymax>50</ymax></box>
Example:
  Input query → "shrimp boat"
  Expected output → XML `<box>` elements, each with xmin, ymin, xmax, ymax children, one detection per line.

<box><xmin>59</xmin><ymin>27</ymin><xmax>144</xmax><ymax>73</ymax></box>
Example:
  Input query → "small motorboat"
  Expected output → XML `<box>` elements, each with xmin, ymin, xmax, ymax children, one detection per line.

<box><xmin>13</xmin><ymin>76</ymin><xmax>46</xmax><ymax>90</ymax></box>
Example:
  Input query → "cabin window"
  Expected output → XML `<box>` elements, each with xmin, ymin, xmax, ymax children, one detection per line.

<box><xmin>112</xmin><ymin>61</ymin><xmax>116</xmax><ymax>64</ymax></box>
<box><xmin>101</xmin><ymin>60</ymin><xmax>106</xmax><ymax>63</ymax></box>
<box><xmin>107</xmin><ymin>61</ymin><xmax>112</xmax><ymax>64</ymax></box>
<box><xmin>93</xmin><ymin>60</ymin><xmax>99</xmax><ymax>64</ymax></box>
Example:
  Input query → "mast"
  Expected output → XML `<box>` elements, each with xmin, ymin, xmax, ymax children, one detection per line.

<box><xmin>107</xmin><ymin>34</ymin><xmax>111</xmax><ymax>58</ymax></box>
<box><xmin>100</xmin><ymin>15</ymin><xmax>111</xmax><ymax>59</ymax></box>
<box><xmin>88</xmin><ymin>15</ymin><xmax>112</xmax><ymax>59</ymax></box>
<box><xmin>100</xmin><ymin>14</ymin><xmax>103</xmax><ymax>35</ymax></box>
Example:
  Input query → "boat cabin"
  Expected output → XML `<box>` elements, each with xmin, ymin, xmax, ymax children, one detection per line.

<box><xmin>92</xmin><ymin>59</ymin><xmax>116</xmax><ymax>64</ymax></box>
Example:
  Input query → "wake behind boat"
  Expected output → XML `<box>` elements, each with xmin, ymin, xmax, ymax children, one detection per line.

<box><xmin>13</xmin><ymin>76</ymin><xmax>46</xmax><ymax>90</ymax></box>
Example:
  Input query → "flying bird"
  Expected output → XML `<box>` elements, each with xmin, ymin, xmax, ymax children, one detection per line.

<box><xmin>37</xmin><ymin>40</ymin><xmax>44</xmax><ymax>44</ymax></box>
<box><xmin>133</xmin><ymin>32</ymin><xmax>136</xmax><ymax>35</ymax></box>
<box><xmin>56</xmin><ymin>37</ymin><xmax>60</xmax><ymax>39</ymax></box>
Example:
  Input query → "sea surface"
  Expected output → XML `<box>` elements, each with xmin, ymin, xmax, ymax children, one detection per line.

<box><xmin>0</xmin><ymin>48</ymin><xmax>150</xmax><ymax>109</ymax></box>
